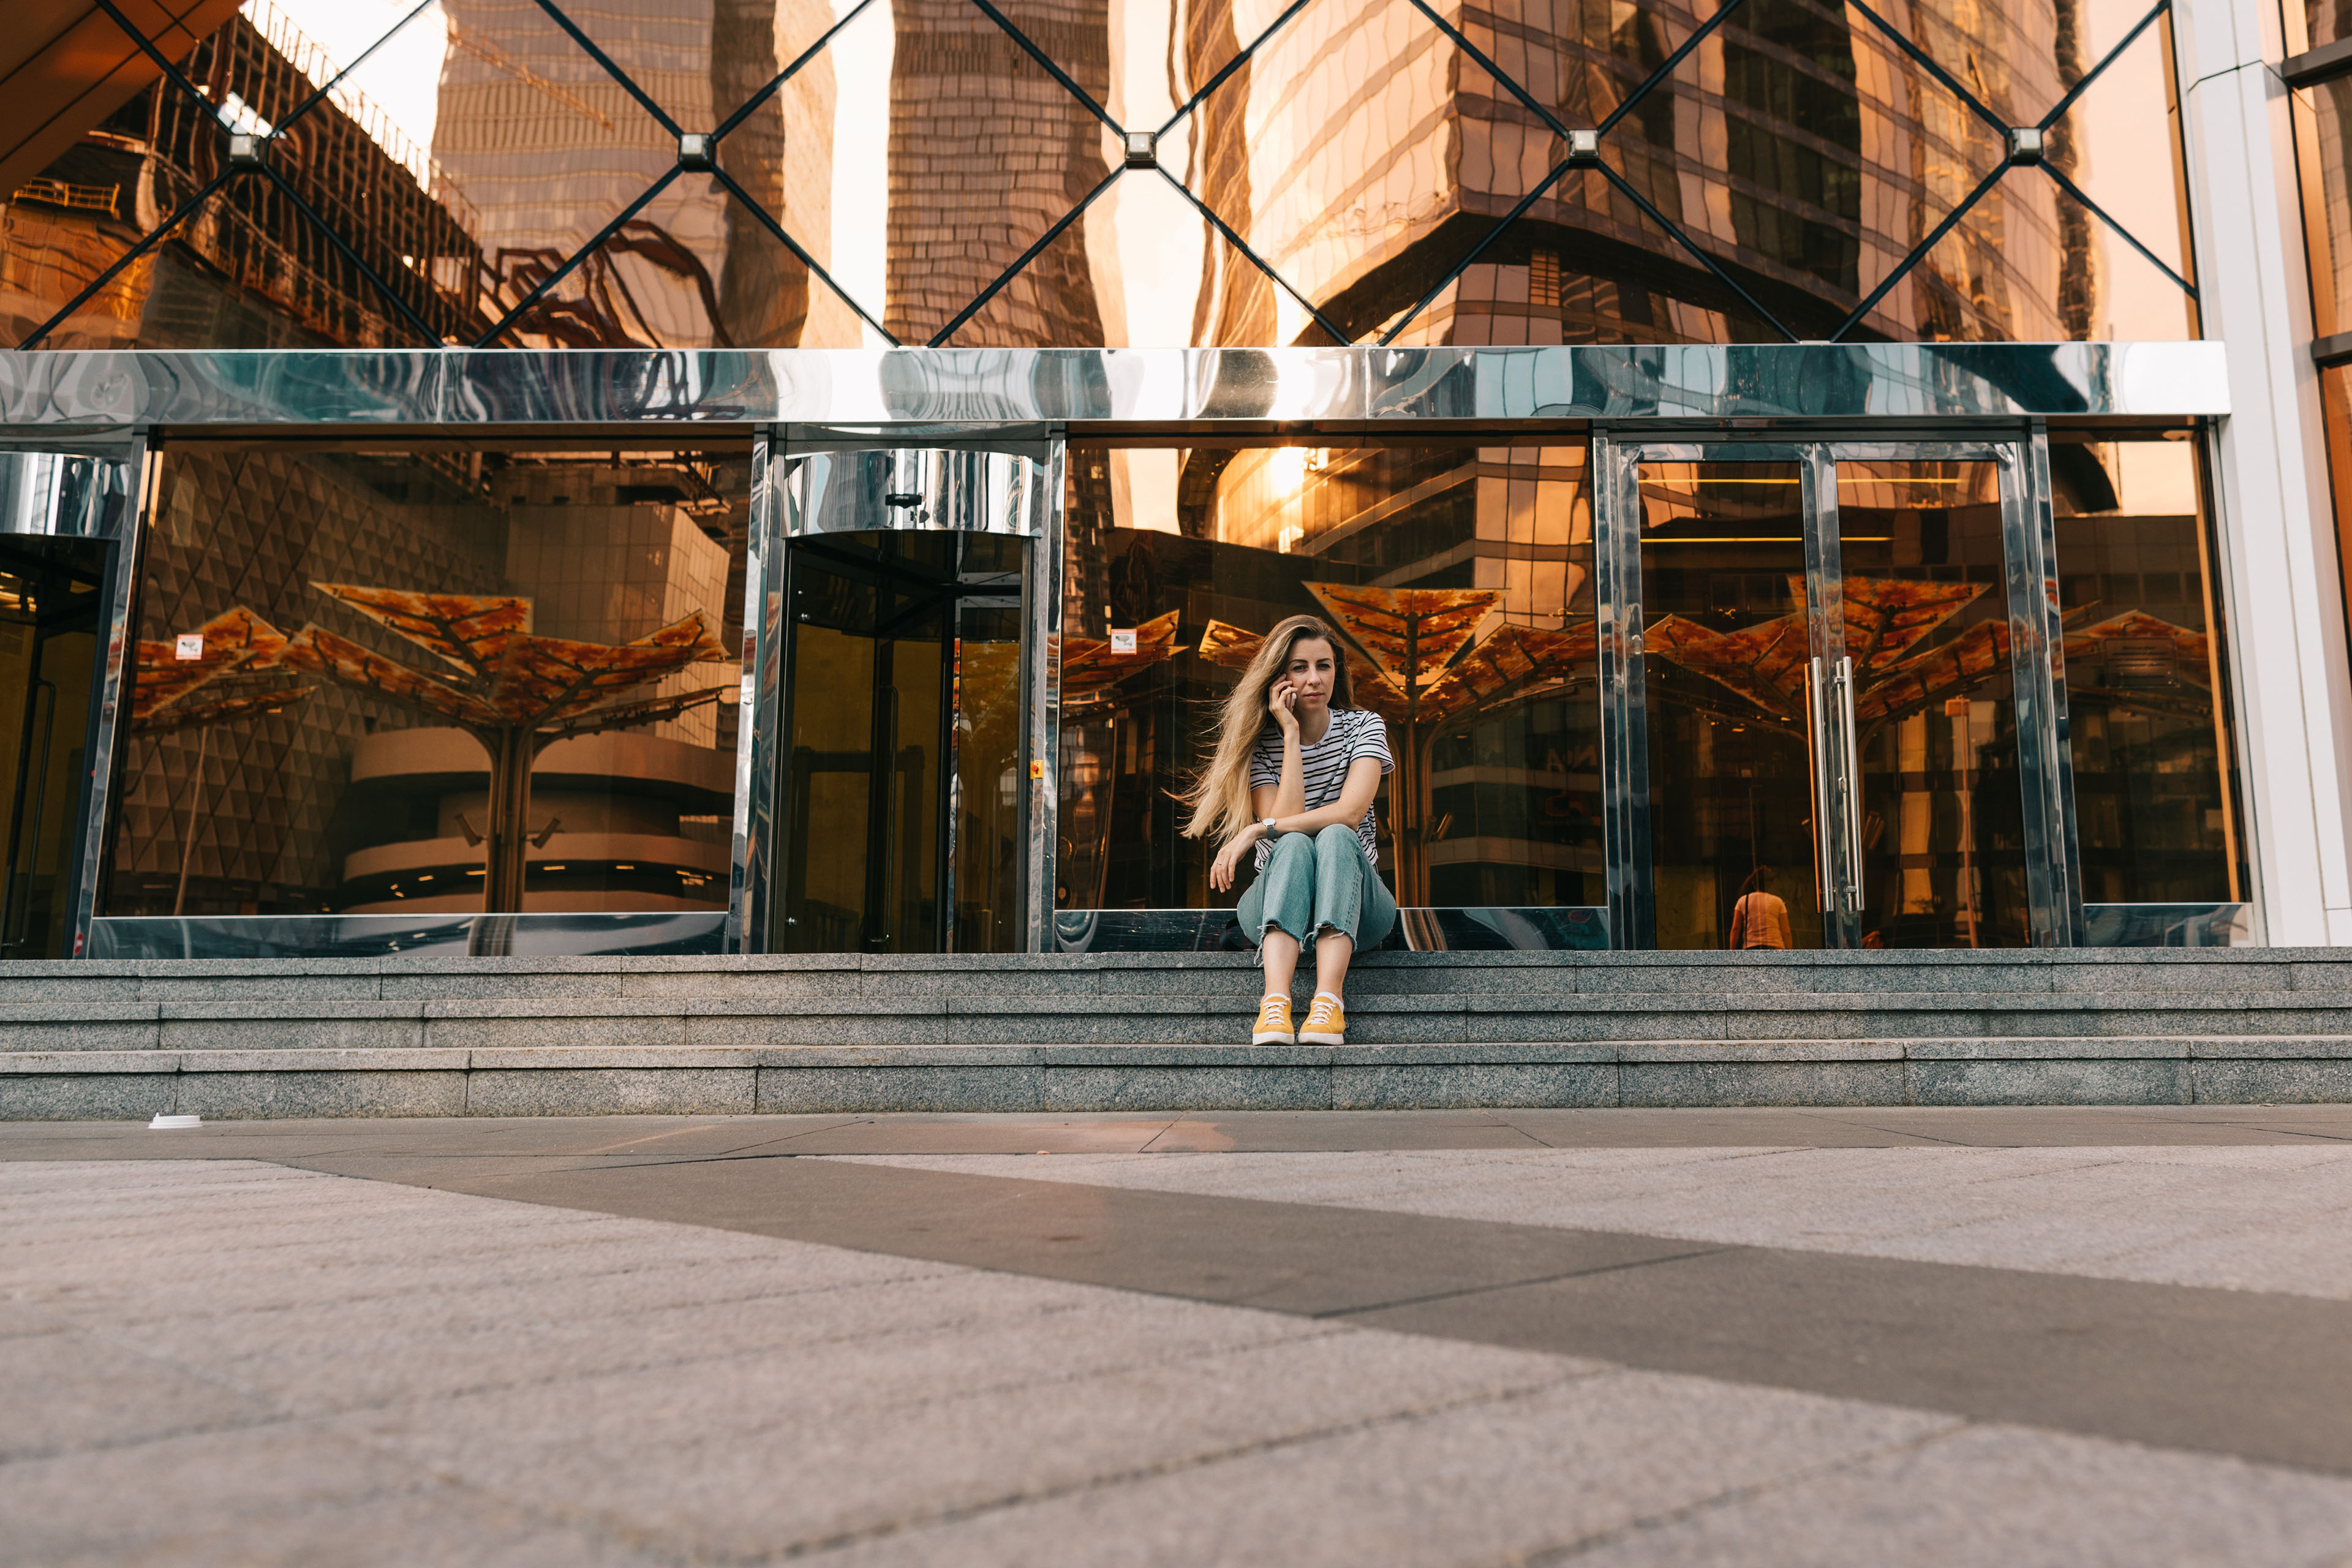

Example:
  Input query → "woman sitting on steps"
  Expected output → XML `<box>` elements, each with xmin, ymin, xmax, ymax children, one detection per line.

<box><xmin>1185</xmin><ymin>613</ymin><xmax>1398</xmax><ymax>1046</ymax></box>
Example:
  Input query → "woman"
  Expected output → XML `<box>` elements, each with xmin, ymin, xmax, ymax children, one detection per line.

<box><xmin>1184</xmin><ymin>614</ymin><xmax>1397</xmax><ymax>1045</ymax></box>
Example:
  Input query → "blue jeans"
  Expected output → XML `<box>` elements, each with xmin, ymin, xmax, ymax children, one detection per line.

<box><xmin>1235</xmin><ymin>824</ymin><xmax>1399</xmax><ymax>952</ymax></box>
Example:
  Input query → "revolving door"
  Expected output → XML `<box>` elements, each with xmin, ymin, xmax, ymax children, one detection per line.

<box><xmin>766</xmin><ymin>439</ymin><xmax>1055</xmax><ymax>954</ymax></box>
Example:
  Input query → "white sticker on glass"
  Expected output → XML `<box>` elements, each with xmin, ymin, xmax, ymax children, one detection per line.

<box><xmin>1109</xmin><ymin>628</ymin><xmax>1137</xmax><ymax>654</ymax></box>
<box><xmin>174</xmin><ymin>633</ymin><xmax>205</xmax><ymax>661</ymax></box>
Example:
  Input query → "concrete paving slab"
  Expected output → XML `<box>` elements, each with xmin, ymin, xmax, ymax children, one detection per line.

<box><xmin>10</xmin><ymin>1139</ymin><xmax>2352</xmax><ymax>1566</ymax></box>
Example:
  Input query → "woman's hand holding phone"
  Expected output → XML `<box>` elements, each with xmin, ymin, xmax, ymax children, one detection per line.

<box><xmin>1268</xmin><ymin>678</ymin><xmax>1300</xmax><ymax>736</ymax></box>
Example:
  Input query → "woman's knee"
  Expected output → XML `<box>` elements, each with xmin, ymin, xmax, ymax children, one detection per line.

<box><xmin>1313</xmin><ymin>823</ymin><xmax>1357</xmax><ymax>855</ymax></box>
<box><xmin>1267</xmin><ymin>830</ymin><xmax>1315</xmax><ymax>867</ymax></box>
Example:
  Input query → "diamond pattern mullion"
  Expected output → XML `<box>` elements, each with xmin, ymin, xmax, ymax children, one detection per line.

<box><xmin>1378</xmin><ymin>158</ymin><xmax>1581</xmax><ymax>345</ymax></box>
<box><xmin>712</xmin><ymin>0</ymin><xmax>883</xmax><ymax>142</ymax></box>
<box><xmin>881</xmin><ymin>0</ymin><xmax>1117</xmax><ymax>345</ymax></box>
<box><xmin>256</xmin><ymin>163</ymin><xmax>442</xmax><ymax>344</ymax></box>
<box><xmin>1597</xmin><ymin>0</ymin><xmax>1749</xmax><ymax>138</ymax></box>
<box><xmin>1842</xmin><ymin>0</ymin><xmax>2013</xmax><ymax>137</ymax></box>
<box><xmin>2038</xmin><ymin>0</ymin><xmax>2171</xmax><ymax>131</ymax></box>
<box><xmin>526</xmin><ymin>0</ymin><xmax>683</xmax><ymax>136</ymax></box>
<box><xmin>271</xmin><ymin>0</ymin><xmax>442</xmax><ymax>139</ymax></box>
<box><xmin>2039</xmin><ymin>162</ymin><xmax>2194</xmax><ymax>296</ymax></box>
<box><xmin>1378</xmin><ymin>0</ymin><xmax>1793</xmax><ymax>346</ymax></box>
<box><xmin>704</xmin><ymin>165</ymin><xmax>899</xmax><ymax>344</ymax></box>
<box><xmin>1404</xmin><ymin>0</ymin><xmax>1575</xmax><ymax>139</ymax></box>
<box><xmin>968</xmin><ymin>0</ymin><xmax>1123</xmax><ymax>130</ymax></box>
<box><xmin>89</xmin><ymin>0</ymin><xmax>239</xmax><ymax>132</ymax></box>
<box><xmin>477</xmin><ymin>168</ymin><xmax>685</xmax><ymax>347</ymax></box>
<box><xmin>1157</xmin><ymin>167</ymin><xmax>1354</xmax><ymax>345</ymax></box>
<box><xmin>2031</xmin><ymin>1</ymin><xmax>2194</xmax><ymax>303</ymax></box>
<box><xmin>10</xmin><ymin>0</ymin><xmax>2207</xmax><ymax>353</ymax></box>
<box><xmin>17</xmin><ymin>172</ymin><xmax>233</xmax><ymax>349</ymax></box>
<box><xmin>1157</xmin><ymin>0</ymin><xmax>1318</xmax><ymax>136</ymax></box>
<box><xmin>1831</xmin><ymin>160</ymin><xmax>2008</xmax><ymax>340</ymax></box>
<box><xmin>931</xmin><ymin>168</ymin><xmax>1123</xmax><ymax>347</ymax></box>
<box><xmin>1597</xmin><ymin>160</ymin><xmax>1801</xmax><ymax>341</ymax></box>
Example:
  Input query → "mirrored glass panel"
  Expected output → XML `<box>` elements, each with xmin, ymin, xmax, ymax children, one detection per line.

<box><xmin>1</xmin><ymin>0</ymin><xmax>2196</xmax><ymax>349</ymax></box>
<box><xmin>1</xmin><ymin>536</ymin><xmax>105</xmax><ymax>958</ymax></box>
<box><xmin>109</xmin><ymin>438</ymin><xmax>750</xmax><ymax>920</ymax></box>
<box><xmin>1836</xmin><ymin>461</ymin><xmax>2029</xmax><ymax>948</ymax></box>
<box><xmin>1637</xmin><ymin>462</ymin><xmax>1827</xmax><ymax>950</ymax></box>
<box><xmin>1060</xmin><ymin>439</ymin><xmax>1600</xmax><ymax>919</ymax></box>
<box><xmin>2051</xmin><ymin>430</ymin><xmax>2243</xmax><ymax>905</ymax></box>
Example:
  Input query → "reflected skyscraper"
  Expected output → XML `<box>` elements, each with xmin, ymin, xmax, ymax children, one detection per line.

<box><xmin>434</xmin><ymin>0</ymin><xmax>846</xmax><ymax>347</ymax></box>
<box><xmin>886</xmin><ymin>0</ymin><xmax>1113</xmax><ymax>345</ymax></box>
<box><xmin>1180</xmin><ymin>0</ymin><xmax>2098</xmax><ymax>345</ymax></box>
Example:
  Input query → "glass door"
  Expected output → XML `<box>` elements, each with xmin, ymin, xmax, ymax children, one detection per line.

<box><xmin>1637</xmin><ymin>459</ymin><xmax>1831</xmax><ymax>949</ymax></box>
<box><xmin>1627</xmin><ymin>444</ymin><xmax>2037</xmax><ymax>950</ymax></box>
<box><xmin>1832</xmin><ymin>459</ymin><xmax>2028</xmax><ymax>948</ymax></box>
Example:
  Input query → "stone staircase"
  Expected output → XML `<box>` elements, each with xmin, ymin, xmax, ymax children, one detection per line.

<box><xmin>3</xmin><ymin>948</ymin><xmax>2348</xmax><ymax>1118</ymax></box>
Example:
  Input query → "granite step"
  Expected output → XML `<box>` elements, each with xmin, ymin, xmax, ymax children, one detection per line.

<box><xmin>10</xmin><ymin>987</ymin><xmax>2352</xmax><ymax>1052</ymax></box>
<box><xmin>7</xmin><ymin>949</ymin><xmax>2351</xmax><ymax>1116</ymax></box>
<box><xmin>5</xmin><ymin>1035</ymin><xmax>2345</xmax><ymax>1121</ymax></box>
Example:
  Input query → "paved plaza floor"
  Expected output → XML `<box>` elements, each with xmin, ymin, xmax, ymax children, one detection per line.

<box><xmin>6</xmin><ymin>1106</ymin><xmax>2352</xmax><ymax>1565</ymax></box>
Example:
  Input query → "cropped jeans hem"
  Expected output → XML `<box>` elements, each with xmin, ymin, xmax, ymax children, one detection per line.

<box><xmin>1234</xmin><ymin>823</ymin><xmax>1398</xmax><ymax>953</ymax></box>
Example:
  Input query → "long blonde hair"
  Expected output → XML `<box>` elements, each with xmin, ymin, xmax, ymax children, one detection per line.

<box><xmin>1182</xmin><ymin>614</ymin><xmax>1356</xmax><ymax>849</ymax></box>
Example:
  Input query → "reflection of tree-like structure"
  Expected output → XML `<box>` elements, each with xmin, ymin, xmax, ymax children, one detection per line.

<box><xmin>1646</xmin><ymin>581</ymin><xmax>2216</xmax><ymax>736</ymax></box>
<box><xmin>137</xmin><ymin>586</ymin><xmax>731</xmax><ymax>912</ymax></box>
<box><xmin>1059</xmin><ymin>611</ymin><xmax>1183</xmax><ymax>712</ymax></box>
<box><xmin>2059</xmin><ymin>609</ymin><xmax>2216</xmax><ymax>721</ymax></box>
<box><xmin>1646</xmin><ymin>578</ymin><xmax>1992</xmax><ymax>734</ymax></box>
<box><xmin>1199</xmin><ymin>589</ymin><xmax>1597</xmax><ymax>905</ymax></box>
<box><xmin>133</xmin><ymin>609</ymin><xmax>313</xmax><ymax>736</ymax></box>
<box><xmin>1054</xmin><ymin>611</ymin><xmax>1183</xmax><ymax>910</ymax></box>
<box><xmin>492</xmin><ymin>222</ymin><xmax>731</xmax><ymax>348</ymax></box>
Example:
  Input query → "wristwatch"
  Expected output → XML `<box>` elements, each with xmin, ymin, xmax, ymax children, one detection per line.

<box><xmin>1261</xmin><ymin>816</ymin><xmax>1280</xmax><ymax>840</ymax></box>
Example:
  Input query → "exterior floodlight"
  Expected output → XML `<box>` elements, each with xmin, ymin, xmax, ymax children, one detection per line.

<box><xmin>678</xmin><ymin>132</ymin><xmax>715</xmax><ymax>172</ymax></box>
<box><xmin>1124</xmin><ymin>129</ymin><xmax>1158</xmax><ymax>170</ymax></box>
<box><xmin>227</xmin><ymin>132</ymin><xmax>266</xmax><ymax>168</ymax></box>
<box><xmin>2008</xmin><ymin>126</ymin><xmax>2045</xmax><ymax>165</ymax></box>
<box><xmin>1567</xmin><ymin>129</ymin><xmax>1600</xmax><ymax>164</ymax></box>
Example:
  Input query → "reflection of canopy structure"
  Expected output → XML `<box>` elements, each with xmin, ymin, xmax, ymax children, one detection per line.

<box><xmin>1646</xmin><ymin>578</ymin><xmax>1991</xmax><ymax>728</ymax></box>
<box><xmin>133</xmin><ymin>608</ymin><xmax>311</xmax><ymax>736</ymax></box>
<box><xmin>1059</xmin><ymin>610</ymin><xmax>1181</xmax><ymax>710</ymax></box>
<box><xmin>1644</xmin><ymin>581</ymin><xmax>2215</xmax><ymax>733</ymax></box>
<box><xmin>1197</xmin><ymin>584</ymin><xmax>1597</xmax><ymax>903</ymax></box>
<box><xmin>133</xmin><ymin>586</ymin><xmax>732</xmax><ymax>911</ymax></box>
<box><xmin>2058</xmin><ymin>608</ymin><xmax>2214</xmax><ymax>720</ymax></box>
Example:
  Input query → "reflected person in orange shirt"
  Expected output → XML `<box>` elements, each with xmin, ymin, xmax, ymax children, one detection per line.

<box><xmin>1727</xmin><ymin>866</ymin><xmax>1795</xmax><ymax>950</ymax></box>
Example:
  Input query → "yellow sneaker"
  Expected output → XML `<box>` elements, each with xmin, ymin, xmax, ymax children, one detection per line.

<box><xmin>1251</xmin><ymin>993</ymin><xmax>1295</xmax><ymax>1045</ymax></box>
<box><xmin>1298</xmin><ymin>992</ymin><xmax>1347</xmax><ymax>1046</ymax></box>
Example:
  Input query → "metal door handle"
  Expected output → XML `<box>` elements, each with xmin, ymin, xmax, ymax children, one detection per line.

<box><xmin>1835</xmin><ymin>655</ymin><xmax>1863</xmax><ymax>904</ymax></box>
<box><xmin>1808</xmin><ymin>655</ymin><xmax>1832</xmax><ymax>905</ymax></box>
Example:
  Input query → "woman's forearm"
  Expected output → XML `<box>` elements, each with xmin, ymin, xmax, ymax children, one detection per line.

<box><xmin>1272</xmin><ymin>736</ymin><xmax>1307</xmax><ymax>817</ymax></box>
<box><xmin>1268</xmin><ymin>802</ymin><xmax>1360</xmax><ymax>835</ymax></box>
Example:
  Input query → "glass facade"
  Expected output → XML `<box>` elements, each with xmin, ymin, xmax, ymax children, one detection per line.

<box><xmin>2290</xmin><ymin>0</ymin><xmax>2352</xmax><ymax>646</ymax></box>
<box><xmin>2052</xmin><ymin>429</ymin><xmax>2241</xmax><ymax>907</ymax></box>
<box><xmin>0</xmin><ymin>0</ymin><xmax>2277</xmax><ymax>963</ymax></box>
<box><xmin>1060</xmin><ymin>438</ymin><xmax>1601</xmax><ymax>920</ymax></box>
<box><xmin>1</xmin><ymin>0</ymin><xmax>2195</xmax><ymax>353</ymax></box>
<box><xmin>110</xmin><ymin>439</ymin><xmax>748</xmax><ymax>922</ymax></box>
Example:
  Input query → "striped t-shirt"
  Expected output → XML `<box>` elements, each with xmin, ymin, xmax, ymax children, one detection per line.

<box><xmin>1247</xmin><ymin>707</ymin><xmax>1393</xmax><ymax>872</ymax></box>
